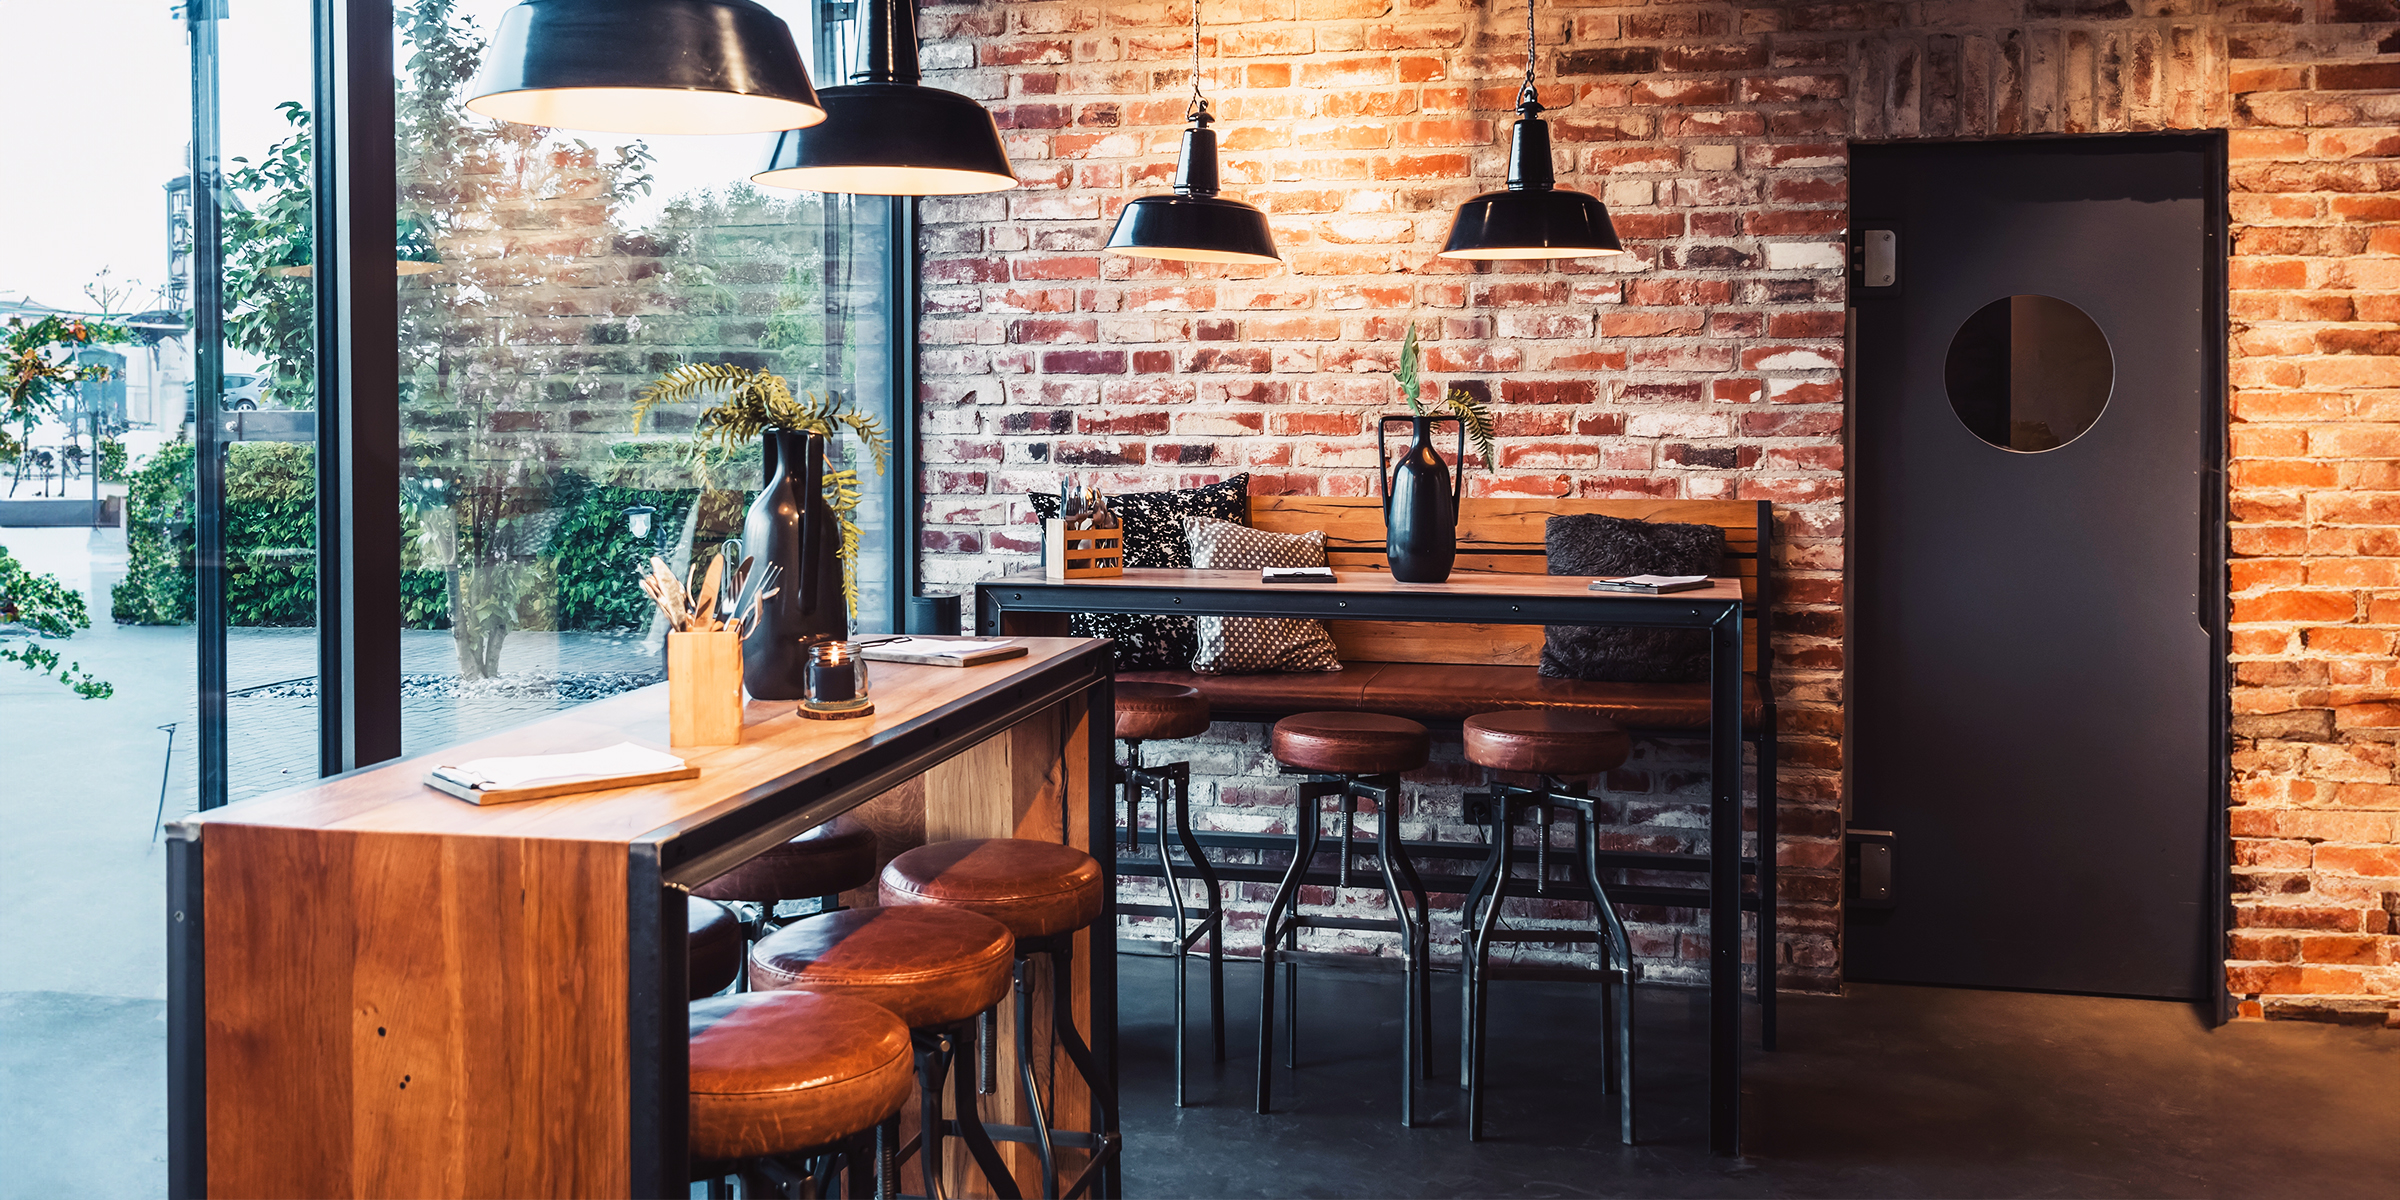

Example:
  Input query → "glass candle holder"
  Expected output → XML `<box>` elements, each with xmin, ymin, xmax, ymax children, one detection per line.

<box><xmin>799</xmin><ymin>640</ymin><xmax>874</xmax><ymax>720</ymax></box>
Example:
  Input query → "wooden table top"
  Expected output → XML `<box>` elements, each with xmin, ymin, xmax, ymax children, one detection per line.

<box><xmin>995</xmin><ymin>567</ymin><xmax>1747</xmax><ymax>604</ymax></box>
<box><xmin>173</xmin><ymin>637</ymin><xmax>1103</xmax><ymax>845</ymax></box>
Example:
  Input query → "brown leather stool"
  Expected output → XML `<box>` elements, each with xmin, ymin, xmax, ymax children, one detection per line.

<box><xmin>1260</xmin><ymin>711</ymin><xmax>1435</xmax><ymax>1125</ymax></box>
<box><xmin>1458</xmin><ymin>709</ymin><xmax>1638</xmax><ymax>1145</ymax></box>
<box><xmin>750</xmin><ymin>905</ymin><xmax>1022</xmax><ymax>1199</ymax></box>
<box><xmin>688</xmin><ymin>989</ymin><xmax>912</xmax><ymax>1197</ymax></box>
<box><xmin>882</xmin><ymin>840</ymin><xmax>1118</xmax><ymax>1199</ymax></box>
<box><xmin>1113</xmin><ymin>682</ymin><xmax>1222</xmax><ymax>1107</ymax></box>
<box><xmin>688</xmin><ymin>895</ymin><xmax>744</xmax><ymax>1000</ymax></box>
<box><xmin>695</xmin><ymin>815</ymin><xmax>879</xmax><ymax>989</ymax></box>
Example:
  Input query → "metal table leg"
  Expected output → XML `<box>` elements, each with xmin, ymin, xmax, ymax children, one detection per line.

<box><xmin>1708</xmin><ymin>604</ymin><xmax>1744</xmax><ymax>1156</ymax></box>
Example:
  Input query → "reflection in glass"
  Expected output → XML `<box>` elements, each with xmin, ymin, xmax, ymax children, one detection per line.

<box><xmin>1943</xmin><ymin>295</ymin><xmax>2114</xmax><ymax>453</ymax></box>
<box><xmin>395</xmin><ymin>0</ymin><xmax>894</xmax><ymax>757</ymax></box>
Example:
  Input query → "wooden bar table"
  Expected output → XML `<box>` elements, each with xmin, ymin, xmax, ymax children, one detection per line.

<box><xmin>979</xmin><ymin>570</ymin><xmax>1750</xmax><ymax>1156</ymax></box>
<box><xmin>165</xmin><ymin>637</ymin><xmax>1116</xmax><ymax>1200</ymax></box>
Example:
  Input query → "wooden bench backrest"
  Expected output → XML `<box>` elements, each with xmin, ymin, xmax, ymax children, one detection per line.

<box><xmin>1246</xmin><ymin>496</ymin><xmax>1768</xmax><ymax>672</ymax></box>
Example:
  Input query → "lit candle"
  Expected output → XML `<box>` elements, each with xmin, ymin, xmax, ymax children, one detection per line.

<box><xmin>807</xmin><ymin>643</ymin><xmax>856</xmax><ymax>704</ymax></box>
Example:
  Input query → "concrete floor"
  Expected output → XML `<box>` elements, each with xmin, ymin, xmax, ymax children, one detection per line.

<box><xmin>1116</xmin><ymin>952</ymin><xmax>2400</xmax><ymax>1199</ymax></box>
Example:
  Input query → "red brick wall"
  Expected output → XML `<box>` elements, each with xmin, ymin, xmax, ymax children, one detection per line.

<box><xmin>914</xmin><ymin>0</ymin><xmax>2400</xmax><ymax>1018</ymax></box>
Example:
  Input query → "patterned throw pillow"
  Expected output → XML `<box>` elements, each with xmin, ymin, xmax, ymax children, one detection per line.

<box><xmin>1181</xmin><ymin>517</ymin><xmax>1344</xmax><ymax>675</ymax></box>
<box><xmin>1540</xmin><ymin>514</ymin><xmax>1727</xmax><ymax>683</ymax></box>
<box><xmin>1027</xmin><ymin>475</ymin><xmax>1249</xmax><ymax>670</ymax></box>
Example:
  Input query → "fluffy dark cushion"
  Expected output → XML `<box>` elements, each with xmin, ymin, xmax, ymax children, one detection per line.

<box><xmin>1028</xmin><ymin>475</ymin><xmax>1249</xmax><ymax>670</ymax></box>
<box><xmin>1541</xmin><ymin>514</ymin><xmax>1726</xmax><ymax>684</ymax></box>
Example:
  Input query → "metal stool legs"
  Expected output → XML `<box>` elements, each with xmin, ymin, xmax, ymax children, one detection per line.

<box><xmin>1458</xmin><ymin>778</ymin><xmax>1635</xmax><ymax>1144</ymax></box>
<box><xmin>1121</xmin><ymin>740</ymin><xmax>1224</xmax><ymax>1107</ymax></box>
<box><xmin>1256</xmin><ymin>773</ymin><xmax>1433</xmax><ymax>1126</ymax></box>
<box><xmin>901</xmin><ymin>1020</ymin><xmax>1020</xmax><ymax>1200</ymax></box>
<box><xmin>990</xmin><ymin>932</ymin><xmax>1121</xmax><ymax>1199</ymax></box>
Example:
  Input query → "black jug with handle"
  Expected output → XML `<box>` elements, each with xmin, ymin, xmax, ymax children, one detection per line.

<box><xmin>1378</xmin><ymin>414</ymin><xmax>1466</xmax><ymax>583</ymax></box>
<box><xmin>742</xmin><ymin>428</ymin><xmax>847</xmax><ymax>699</ymax></box>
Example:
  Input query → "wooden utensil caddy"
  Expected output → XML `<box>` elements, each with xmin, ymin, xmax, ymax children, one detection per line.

<box><xmin>1044</xmin><ymin>518</ymin><xmax>1125</xmax><ymax>579</ymax></box>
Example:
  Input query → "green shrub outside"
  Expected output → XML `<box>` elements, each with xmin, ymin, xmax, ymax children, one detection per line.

<box><xmin>111</xmin><ymin>437</ymin><xmax>702</xmax><ymax>633</ymax></box>
<box><xmin>98</xmin><ymin>439</ymin><xmax>127</xmax><ymax>482</ymax></box>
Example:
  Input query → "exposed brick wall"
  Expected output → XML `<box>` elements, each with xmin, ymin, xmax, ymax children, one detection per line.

<box><xmin>913</xmin><ymin>0</ymin><xmax>2400</xmax><ymax>1018</ymax></box>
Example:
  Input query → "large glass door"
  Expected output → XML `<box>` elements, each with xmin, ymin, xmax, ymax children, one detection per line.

<box><xmin>390</xmin><ymin>0</ymin><xmax>899</xmax><ymax>755</ymax></box>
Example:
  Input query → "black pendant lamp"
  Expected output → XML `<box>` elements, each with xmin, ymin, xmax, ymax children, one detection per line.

<box><xmin>467</xmin><ymin>0</ymin><xmax>824</xmax><ymax>137</ymax></box>
<box><xmin>752</xmin><ymin>0</ymin><xmax>1015</xmax><ymax>195</ymax></box>
<box><xmin>1104</xmin><ymin>0</ymin><xmax>1278</xmax><ymax>265</ymax></box>
<box><xmin>1437</xmin><ymin>4</ymin><xmax>1623</xmax><ymax>261</ymax></box>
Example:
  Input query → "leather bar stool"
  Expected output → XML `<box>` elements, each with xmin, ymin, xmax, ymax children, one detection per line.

<box><xmin>881</xmin><ymin>839</ymin><xmax>1117</xmax><ymax>1199</ymax></box>
<box><xmin>696</xmin><ymin>815</ymin><xmax>878</xmax><ymax>921</ymax></box>
<box><xmin>750</xmin><ymin>906</ymin><xmax>1022</xmax><ymax>1199</ymax></box>
<box><xmin>1457</xmin><ymin>709</ymin><xmax>1638</xmax><ymax>1144</ymax></box>
<box><xmin>688</xmin><ymin>990</ymin><xmax>913</xmax><ymax>1198</ymax></box>
<box><xmin>1112</xmin><ymin>681</ymin><xmax>1222</xmax><ymax>1106</ymax></box>
<box><xmin>1260</xmin><ymin>711</ymin><xmax>1436</xmax><ymax>1125</ymax></box>
<box><xmin>688</xmin><ymin>895</ymin><xmax>744</xmax><ymax>1000</ymax></box>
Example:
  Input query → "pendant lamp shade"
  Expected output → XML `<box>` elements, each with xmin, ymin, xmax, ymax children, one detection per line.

<box><xmin>1438</xmin><ymin>103</ymin><xmax>1623</xmax><ymax>260</ymax></box>
<box><xmin>1438</xmin><ymin>2</ymin><xmax>1623</xmax><ymax>261</ymax></box>
<box><xmin>752</xmin><ymin>0</ymin><xmax>1015</xmax><ymax>196</ymax></box>
<box><xmin>1103</xmin><ymin>0</ymin><xmax>1277</xmax><ymax>265</ymax></box>
<box><xmin>1105</xmin><ymin>113</ymin><xmax>1279</xmax><ymax>264</ymax></box>
<box><xmin>467</xmin><ymin>0</ymin><xmax>824</xmax><ymax>137</ymax></box>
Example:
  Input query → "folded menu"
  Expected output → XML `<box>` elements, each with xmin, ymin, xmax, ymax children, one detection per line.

<box><xmin>857</xmin><ymin>637</ymin><xmax>1030</xmax><ymax>667</ymax></box>
<box><xmin>1588</xmin><ymin>574</ymin><xmax>1712</xmax><ymax>594</ymax></box>
<box><xmin>432</xmin><ymin>743</ymin><xmax>690</xmax><ymax>793</ymax></box>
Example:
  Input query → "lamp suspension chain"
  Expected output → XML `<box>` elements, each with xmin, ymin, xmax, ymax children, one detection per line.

<box><xmin>1524</xmin><ymin>1</ymin><xmax>1538</xmax><ymax>106</ymax></box>
<box><xmin>1188</xmin><ymin>0</ymin><xmax>1207</xmax><ymax>120</ymax></box>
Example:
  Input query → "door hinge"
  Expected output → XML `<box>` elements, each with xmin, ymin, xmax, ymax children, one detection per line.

<box><xmin>1846</xmin><ymin>828</ymin><xmax>1896</xmax><ymax>909</ymax></box>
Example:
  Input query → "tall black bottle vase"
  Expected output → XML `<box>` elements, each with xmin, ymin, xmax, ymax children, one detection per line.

<box><xmin>741</xmin><ymin>428</ymin><xmax>848</xmax><ymax>699</ymax></box>
<box><xmin>1377</xmin><ymin>414</ymin><xmax>1465</xmax><ymax>583</ymax></box>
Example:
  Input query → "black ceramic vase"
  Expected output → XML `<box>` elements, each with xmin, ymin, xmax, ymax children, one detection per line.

<box><xmin>742</xmin><ymin>428</ymin><xmax>848</xmax><ymax>699</ymax></box>
<box><xmin>1378</xmin><ymin>414</ymin><xmax>1466</xmax><ymax>583</ymax></box>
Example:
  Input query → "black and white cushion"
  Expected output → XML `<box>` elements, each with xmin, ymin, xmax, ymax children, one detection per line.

<box><xmin>1181</xmin><ymin>517</ymin><xmax>1343</xmax><ymax>675</ymax></box>
<box><xmin>1027</xmin><ymin>475</ymin><xmax>1249</xmax><ymax>670</ymax></box>
<box><xmin>1540</xmin><ymin>514</ymin><xmax>1726</xmax><ymax>683</ymax></box>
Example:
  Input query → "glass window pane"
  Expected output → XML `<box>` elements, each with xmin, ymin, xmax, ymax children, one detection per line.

<box><xmin>394</xmin><ymin>0</ymin><xmax>896</xmax><ymax>755</ymax></box>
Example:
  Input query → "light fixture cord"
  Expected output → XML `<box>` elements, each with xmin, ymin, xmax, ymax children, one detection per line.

<box><xmin>1519</xmin><ymin>0</ymin><xmax>1540</xmax><ymax>111</ymax></box>
<box><xmin>1188</xmin><ymin>0</ymin><xmax>1208</xmax><ymax>121</ymax></box>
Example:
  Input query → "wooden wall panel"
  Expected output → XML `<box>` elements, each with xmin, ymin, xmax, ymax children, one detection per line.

<box><xmin>204</xmin><ymin>825</ymin><xmax>628</xmax><ymax>1198</ymax></box>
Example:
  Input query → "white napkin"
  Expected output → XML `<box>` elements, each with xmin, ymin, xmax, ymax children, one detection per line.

<box><xmin>433</xmin><ymin>743</ymin><xmax>686</xmax><ymax>791</ymax></box>
<box><xmin>1601</xmin><ymin>574</ymin><xmax>1710</xmax><ymax>586</ymax></box>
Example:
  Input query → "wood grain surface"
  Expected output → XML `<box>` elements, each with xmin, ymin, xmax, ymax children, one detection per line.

<box><xmin>186</xmin><ymin>640</ymin><xmax>1110</xmax><ymax>1199</ymax></box>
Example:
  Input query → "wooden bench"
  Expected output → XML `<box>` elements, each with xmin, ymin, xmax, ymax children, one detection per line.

<box><xmin>1100</xmin><ymin>493</ymin><xmax>1784</xmax><ymax>1038</ymax></box>
<box><xmin>1118</xmin><ymin>495</ymin><xmax>1774</xmax><ymax>736</ymax></box>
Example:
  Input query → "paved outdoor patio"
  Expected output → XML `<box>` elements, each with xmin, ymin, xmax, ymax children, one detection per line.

<box><xmin>0</xmin><ymin>524</ymin><xmax>656</xmax><ymax>1200</ymax></box>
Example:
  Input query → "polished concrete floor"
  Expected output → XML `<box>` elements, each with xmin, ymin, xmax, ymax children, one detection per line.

<box><xmin>1114</xmin><ymin>951</ymin><xmax>2400</xmax><ymax>1199</ymax></box>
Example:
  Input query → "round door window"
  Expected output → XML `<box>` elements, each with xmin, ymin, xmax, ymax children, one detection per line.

<box><xmin>1943</xmin><ymin>295</ymin><xmax>2113</xmax><ymax>452</ymax></box>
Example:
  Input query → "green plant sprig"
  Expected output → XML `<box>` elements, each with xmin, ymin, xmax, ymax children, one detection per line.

<box><xmin>632</xmin><ymin>363</ymin><xmax>892</xmax><ymax>616</ymax></box>
<box><xmin>1391</xmin><ymin>321</ymin><xmax>1497</xmax><ymax>473</ymax></box>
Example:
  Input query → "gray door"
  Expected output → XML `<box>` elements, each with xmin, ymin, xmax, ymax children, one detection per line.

<box><xmin>1847</xmin><ymin>136</ymin><xmax>2225</xmax><ymax>1001</ymax></box>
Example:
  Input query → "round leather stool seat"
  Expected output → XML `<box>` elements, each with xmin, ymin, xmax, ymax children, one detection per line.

<box><xmin>1115</xmin><ymin>682</ymin><xmax>1211</xmax><ymax>743</ymax></box>
<box><xmin>688</xmin><ymin>896</ymin><xmax>744</xmax><ymax>1000</ymax></box>
<box><xmin>749</xmin><ymin>906</ymin><xmax>1014</xmax><ymax>1029</ymax></box>
<box><xmin>1271</xmin><ymin>711</ymin><xmax>1431</xmax><ymax>775</ymax></box>
<box><xmin>878</xmin><ymin>839</ymin><xmax>1105</xmax><ymax>940</ymax></box>
<box><xmin>1462</xmin><ymin>710</ymin><xmax>1633</xmax><ymax>777</ymax></box>
<box><xmin>694</xmin><ymin>815</ymin><xmax>878</xmax><ymax>904</ymax></box>
<box><xmin>688</xmin><ymin>990</ymin><xmax>913</xmax><ymax>1161</ymax></box>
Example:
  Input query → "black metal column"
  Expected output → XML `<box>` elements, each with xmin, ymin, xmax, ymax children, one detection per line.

<box><xmin>890</xmin><ymin>192</ymin><xmax>922</xmax><ymax>634</ymax></box>
<box><xmin>189</xmin><ymin>0</ymin><xmax>227</xmax><ymax>811</ymax></box>
<box><xmin>314</xmin><ymin>0</ymin><xmax>403</xmax><ymax>775</ymax></box>
<box><xmin>1708</xmin><ymin>601</ymin><xmax>1744</xmax><ymax>1156</ymax></box>
<box><xmin>165</xmin><ymin>832</ymin><xmax>205</xmax><ymax>1200</ymax></box>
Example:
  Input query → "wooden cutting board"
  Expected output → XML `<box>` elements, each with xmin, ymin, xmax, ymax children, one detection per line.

<box><xmin>858</xmin><ymin>640</ymin><xmax>1031</xmax><ymax>668</ymax></box>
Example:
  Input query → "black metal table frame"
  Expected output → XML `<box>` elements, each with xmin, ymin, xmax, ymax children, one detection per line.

<box><xmin>168</xmin><ymin>645</ymin><xmax>1120</xmax><ymax>1200</ymax></box>
<box><xmin>978</xmin><ymin>575</ymin><xmax>1756</xmax><ymax>1156</ymax></box>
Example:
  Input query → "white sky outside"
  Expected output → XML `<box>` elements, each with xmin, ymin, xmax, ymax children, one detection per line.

<box><xmin>0</xmin><ymin>0</ymin><xmax>817</xmax><ymax>312</ymax></box>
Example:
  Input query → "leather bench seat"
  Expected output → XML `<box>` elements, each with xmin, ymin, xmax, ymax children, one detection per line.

<box><xmin>1120</xmin><ymin>662</ymin><xmax>1764</xmax><ymax>732</ymax></box>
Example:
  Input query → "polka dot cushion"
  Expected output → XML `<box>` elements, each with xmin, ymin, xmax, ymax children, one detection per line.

<box><xmin>1027</xmin><ymin>475</ymin><xmax>1250</xmax><ymax>670</ymax></box>
<box><xmin>1181</xmin><ymin>517</ymin><xmax>1343</xmax><ymax>676</ymax></box>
